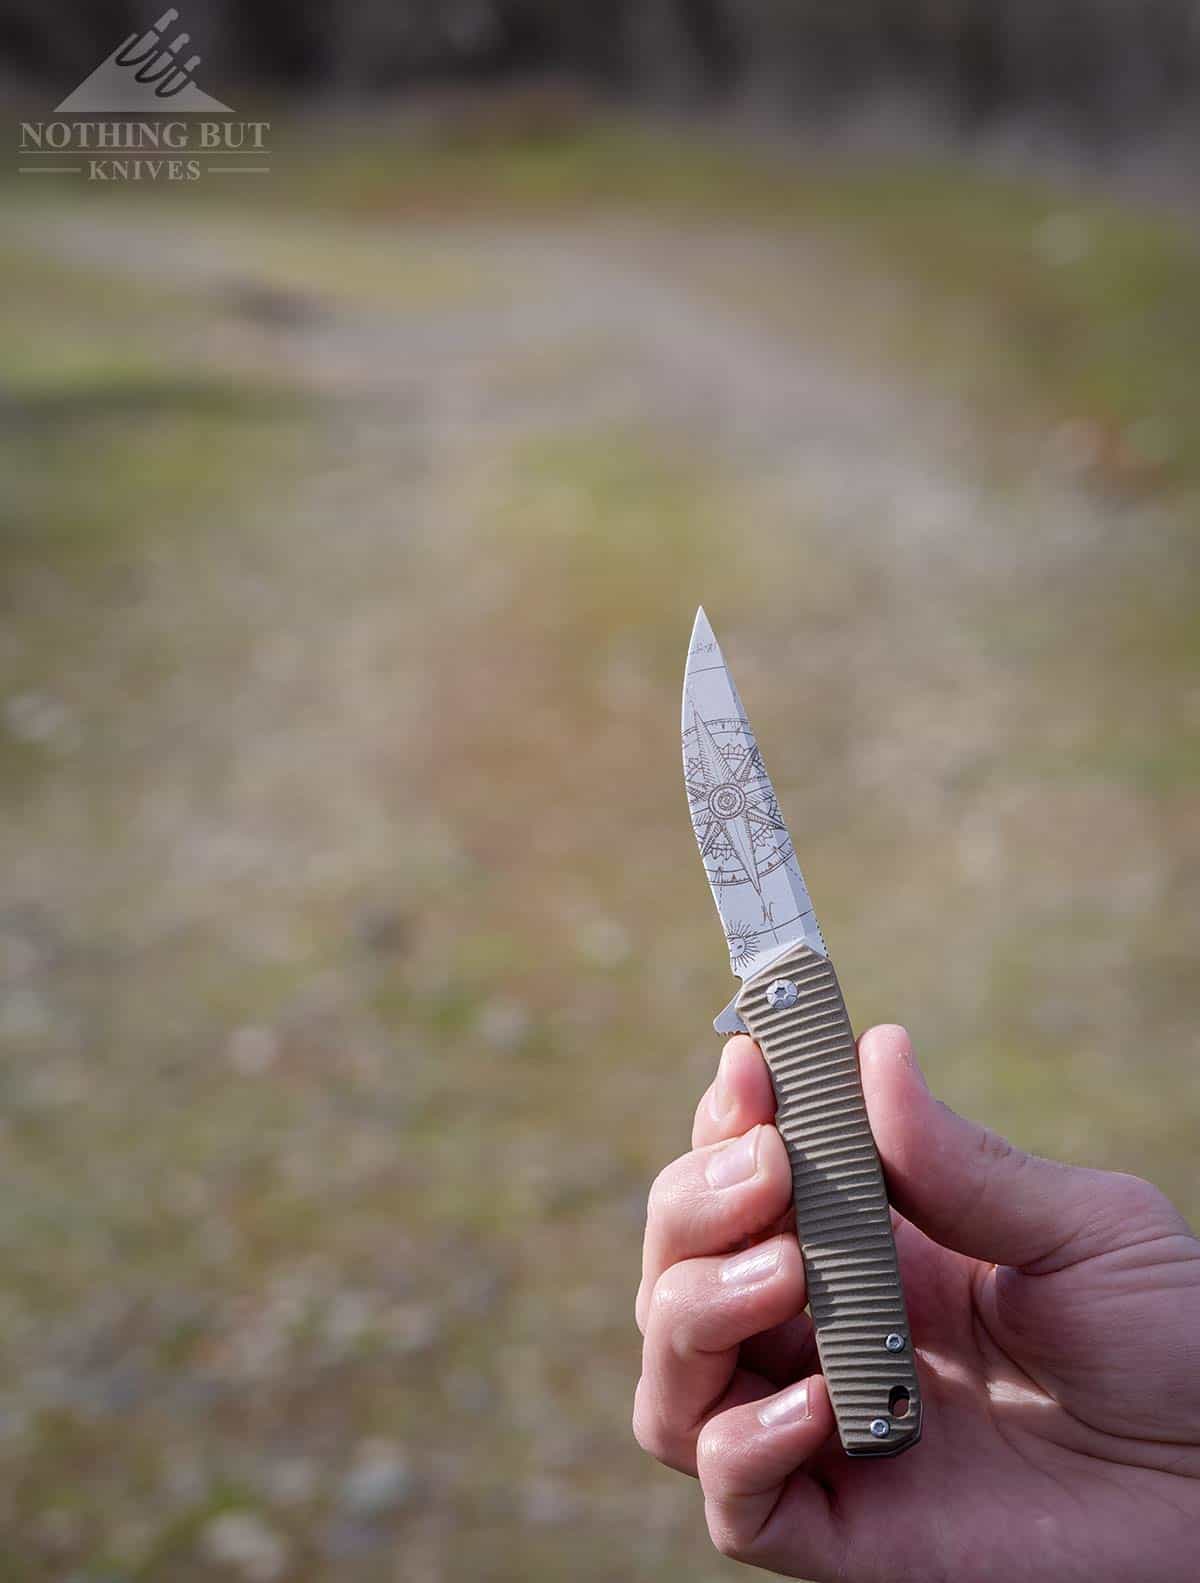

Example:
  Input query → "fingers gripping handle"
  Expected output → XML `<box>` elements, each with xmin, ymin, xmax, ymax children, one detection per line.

<box><xmin>736</xmin><ymin>942</ymin><xmax>922</xmax><ymax>1458</ymax></box>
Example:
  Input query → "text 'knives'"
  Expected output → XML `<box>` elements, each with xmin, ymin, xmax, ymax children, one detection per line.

<box><xmin>682</xmin><ymin>606</ymin><xmax>922</xmax><ymax>1458</ymax></box>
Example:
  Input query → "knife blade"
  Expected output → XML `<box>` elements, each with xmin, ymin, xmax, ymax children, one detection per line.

<box><xmin>682</xmin><ymin>606</ymin><xmax>922</xmax><ymax>1458</ymax></box>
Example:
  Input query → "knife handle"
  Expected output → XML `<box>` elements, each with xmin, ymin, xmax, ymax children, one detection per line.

<box><xmin>735</xmin><ymin>941</ymin><xmax>922</xmax><ymax>1457</ymax></box>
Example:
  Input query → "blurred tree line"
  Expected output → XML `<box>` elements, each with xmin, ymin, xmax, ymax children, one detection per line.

<box><xmin>4</xmin><ymin>0</ymin><xmax>1199</xmax><ymax>143</ymax></box>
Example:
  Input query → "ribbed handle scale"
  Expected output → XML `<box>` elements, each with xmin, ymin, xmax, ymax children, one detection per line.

<box><xmin>736</xmin><ymin>941</ymin><xmax>922</xmax><ymax>1457</ymax></box>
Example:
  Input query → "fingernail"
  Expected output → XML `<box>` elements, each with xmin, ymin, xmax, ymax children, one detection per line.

<box><xmin>712</xmin><ymin>1044</ymin><xmax>734</xmax><ymax>1120</ymax></box>
<box><xmin>705</xmin><ymin>1127</ymin><xmax>760</xmax><ymax>1190</ymax></box>
<box><xmin>719</xmin><ymin>1236</ymin><xmax>781</xmax><ymax>1287</ymax></box>
<box><xmin>758</xmin><ymin>1379</ymin><xmax>810</xmax><ymax>1427</ymax></box>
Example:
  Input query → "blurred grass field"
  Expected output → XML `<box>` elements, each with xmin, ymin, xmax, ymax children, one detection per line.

<box><xmin>1</xmin><ymin>115</ymin><xmax>1198</xmax><ymax>1581</ymax></box>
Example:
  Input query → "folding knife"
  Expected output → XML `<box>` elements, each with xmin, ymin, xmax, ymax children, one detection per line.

<box><xmin>682</xmin><ymin>607</ymin><xmax>922</xmax><ymax>1457</ymax></box>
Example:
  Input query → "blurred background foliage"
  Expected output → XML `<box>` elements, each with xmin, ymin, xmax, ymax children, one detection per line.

<box><xmin>7</xmin><ymin>0</ymin><xmax>1200</xmax><ymax>148</ymax></box>
<box><xmin>1</xmin><ymin>5</ymin><xmax>1199</xmax><ymax>1581</ymax></box>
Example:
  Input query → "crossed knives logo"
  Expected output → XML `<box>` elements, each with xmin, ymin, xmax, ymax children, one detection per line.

<box><xmin>55</xmin><ymin>8</ymin><xmax>232</xmax><ymax>112</ymax></box>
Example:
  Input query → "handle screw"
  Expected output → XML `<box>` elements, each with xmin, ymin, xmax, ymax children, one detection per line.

<box><xmin>869</xmin><ymin>1418</ymin><xmax>889</xmax><ymax>1438</ymax></box>
<box><xmin>765</xmin><ymin>978</ymin><xmax>799</xmax><ymax>1010</ymax></box>
<box><xmin>884</xmin><ymin>1333</ymin><xmax>905</xmax><ymax>1352</ymax></box>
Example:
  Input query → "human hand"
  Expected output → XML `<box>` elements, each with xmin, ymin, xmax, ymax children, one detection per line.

<box><xmin>633</xmin><ymin>1027</ymin><xmax>1200</xmax><ymax>1581</ymax></box>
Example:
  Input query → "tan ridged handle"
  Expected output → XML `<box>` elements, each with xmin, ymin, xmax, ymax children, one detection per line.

<box><xmin>736</xmin><ymin>941</ymin><xmax>922</xmax><ymax>1457</ymax></box>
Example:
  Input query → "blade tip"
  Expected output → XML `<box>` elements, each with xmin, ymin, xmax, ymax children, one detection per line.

<box><xmin>683</xmin><ymin>608</ymin><xmax>702</xmax><ymax>729</ymax></box>
<box><xmin>687</xmin><ymin>604</ymin><xmax>718</xmax><ymax>657</ymax></box>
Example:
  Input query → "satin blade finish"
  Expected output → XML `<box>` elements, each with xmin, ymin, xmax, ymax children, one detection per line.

<box><xmin>681</xmin><ymin>607</ymin><xmax>825</xmax><ymax>986</ymax></box>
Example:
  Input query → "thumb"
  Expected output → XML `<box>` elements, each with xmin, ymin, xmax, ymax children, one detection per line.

<box><xmin>858</xmin><ymin>1024</ymin><xmax>1175</xmax><ymax>1271</ymax></box>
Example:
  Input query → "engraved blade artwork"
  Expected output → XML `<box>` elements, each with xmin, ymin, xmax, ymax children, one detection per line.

<box><xmin>682</xmin><ymin>607</ymin><xmax>826</xmax><ymax>1003</ymax></box>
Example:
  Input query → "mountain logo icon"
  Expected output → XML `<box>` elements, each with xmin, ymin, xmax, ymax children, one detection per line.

<box><xmin>55</xmin><ymin>8</ymin><xmax>232</xmax><ymax>112</ymax></box>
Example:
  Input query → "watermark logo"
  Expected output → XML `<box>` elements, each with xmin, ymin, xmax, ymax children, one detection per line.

<box><xmin>56</xmin><ymin>8</ymin><xmax>232</xmax><ymax>112</ymax></box>
<box><xmin>17</xmin><ymin>8</ymin><xmax>269</xmax><ymax>182</ymax></box>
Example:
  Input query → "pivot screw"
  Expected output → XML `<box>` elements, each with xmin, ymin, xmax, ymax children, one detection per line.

<box><xmin>765</xmin><ymin>978</ymin><xmax>799</xmax><ymax>1010</ymax></box>
<box><xmin>884</xmin><ymin>1333</ymin><xmax>905</xmax><ymax>1353</ymax></box>
<box><xmin>869</xmin><ymin>1418</ymin><xmax>889</xmax><ymax>1439</ymax></box>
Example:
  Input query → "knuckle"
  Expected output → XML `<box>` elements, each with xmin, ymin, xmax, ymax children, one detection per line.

<box><xmin>692</xmin><ymin>1085</ymin><xmax>716</xmax><ymax>1140</ymax></box>
<box><xmin>632</xmin><ymin>1379</ymin><xmax>695</xmax><ymax>1474</ymax></box>
<box><xmin>705</xmin><ymin>1503</ymin><xmax>749</xmax><ymax>1562</ymax></box>
<box><xmin>1108</xmin><ymin>1171</ymin><xmax>1180</xmax><ymax>1230</ymax></box>
<box><xmin>644</xmin><ymin>1169</ymin><xmax>665</xmax><ymax>1224</ymax></box>
<box><xmin>631</xmin><ymin>1390</ymin><xmax>663</xmax><ymax>1460</ymax></box>
<box><xmin>974</xmin><ymin>1124</ymin><xmax>1017</xmax><ymax>1171</ymax></box>
<box><xmin>648</xmin><ymin>1267</ymin><xmax>691</xmax><ymax>1330</ymax></box>
<box><xmin>633</xmin><ymin>1416</ymin><xmax>668</xmax><ymax>1462</ymax></box>
<box><xmin>1116</xmin><ymin>1170</ymin><xmax>1161</xmax><ymax>1203</ymax></box>
<box><xmin>694</xmin><ymin>1416</ymin><xmax>731</xmax><ymax>1476</ymax></box>
<box><xmin>646</xmin><ymin>1159</ymin><xmax>686</xmax><ymax>1224</ymax></box>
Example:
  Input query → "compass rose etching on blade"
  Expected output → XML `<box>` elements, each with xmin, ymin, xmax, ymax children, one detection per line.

<box><xmin>683</xmin><ymin>707</ymin><xmax>793</xmax><ymax>910</ymax></box>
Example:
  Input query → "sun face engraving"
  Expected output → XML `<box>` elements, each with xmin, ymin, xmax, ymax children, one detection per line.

<box><xmin>683</xmin><ymin>709</ymin><xmax>793</xmax><ymax>898</ymax></box>
<box><xmin>723</xmin><ymin>920</ymin><xmax>759</xmax><ymax>971</ymax></box>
